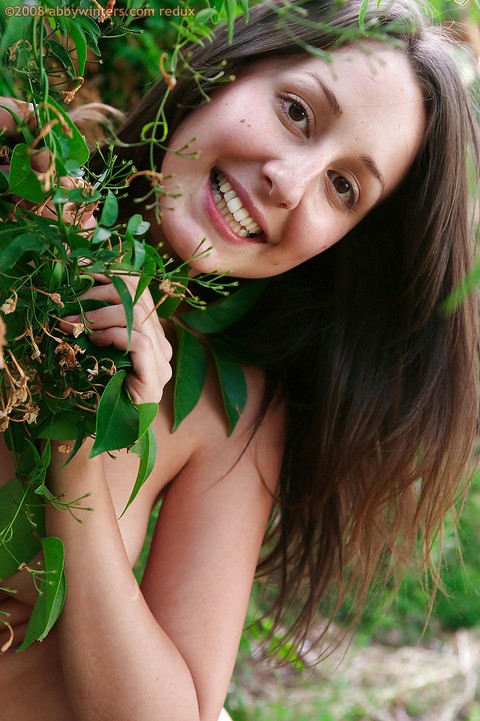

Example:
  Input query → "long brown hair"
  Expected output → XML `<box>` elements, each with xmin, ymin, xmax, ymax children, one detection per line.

<box><xmin>115</xmin><ymin>0</ymin><xmax>480</xmax><ymax>656</ymax></box>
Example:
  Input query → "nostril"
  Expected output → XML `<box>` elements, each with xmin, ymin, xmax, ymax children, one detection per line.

<box><xmin>263</xmin><ymin>174</ymin><xmax>274</xmax><ymax>193</ymax></box>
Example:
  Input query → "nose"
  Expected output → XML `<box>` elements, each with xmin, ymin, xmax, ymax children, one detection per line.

<box><xmin>261</xmin><ymin>158</ymin><xmax>316</xmax><ymax>210</ymax></box>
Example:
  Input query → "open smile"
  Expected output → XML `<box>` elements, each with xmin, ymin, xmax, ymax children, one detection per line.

<box><xmin>210</xmin><ymin>169</ymin><xmax>267</xmax><ymax>243</ymax></box>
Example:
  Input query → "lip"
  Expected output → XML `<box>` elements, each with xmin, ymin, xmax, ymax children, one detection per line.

<box><xmin>206</xmin><ymin>169</ymin><xmax>269</xmax><ymax>245</ymax></box>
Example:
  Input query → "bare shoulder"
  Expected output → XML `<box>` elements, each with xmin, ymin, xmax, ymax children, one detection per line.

<box><xmin>170</xmin><ymin>358</ymin><xmax>285</xmax><ymax>494</ymax></box>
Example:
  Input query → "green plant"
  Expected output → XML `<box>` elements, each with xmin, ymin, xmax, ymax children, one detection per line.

<box><xmin>0</xmin><ymin>0</ymin><xmax>255</xmax><ymax>650</ymax></box>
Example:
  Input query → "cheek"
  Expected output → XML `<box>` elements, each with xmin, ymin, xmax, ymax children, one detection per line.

<box><xmin>288</xmin><ymin>210</ymin><xmax>354</xmax><ymax>261</ymax></box>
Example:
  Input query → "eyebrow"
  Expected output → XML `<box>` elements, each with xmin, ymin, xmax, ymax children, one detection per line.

<box><xmin>360</xmin><ymin>154</ymin><xmax>386</xmax><ymax>192</ymax></box>
<box><xmin>308</xmin><ymin>72</ymin><xmax>386</xmax><ymax>192</ymax></box>
<box><xmin>308</xmin><ymin>72</ymin><xmax>343</xmax><ymax>119</ymax></box>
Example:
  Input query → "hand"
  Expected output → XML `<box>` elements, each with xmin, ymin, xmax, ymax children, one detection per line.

<box><xmin>60</xmin><ymin>274</ymin><xmax>173</xmax><ymax>405</ymax></box>
<box><xmin>0</xmin><ymin>96</ymin><xmax>96</xmax><ymax>229</ymax></box>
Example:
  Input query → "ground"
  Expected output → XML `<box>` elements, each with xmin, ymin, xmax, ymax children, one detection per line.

<box><xmin>228</xmin><ymin>628</ymin><xmax>480</xmax><ymax>721</ymax></box>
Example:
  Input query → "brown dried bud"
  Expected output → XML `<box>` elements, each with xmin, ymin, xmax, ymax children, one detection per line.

<box><xmin>23</xmin><ymin>405</ymin><xmax>39</xmax><ymax>424</ymax></box>
<box><xmin>1</xmin><ymin>296</ymin><xmax>16</xmax><ymax>314</ymax></box>
<box><xmin>55</xmin><ymin>341</ymin><xmax>80</xmax><ymax>369</ymax></box>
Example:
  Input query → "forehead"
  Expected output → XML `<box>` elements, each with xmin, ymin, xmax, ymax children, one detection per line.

<box><xmin>304</xmin><ymin>43</ymin><xmax>423</xmax><ymax>110</ymax></box>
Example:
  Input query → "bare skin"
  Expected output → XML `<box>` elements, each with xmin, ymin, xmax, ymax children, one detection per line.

<box><xmin>0</xmin><ymin>284</ymin><xmax>284</xmax><ymax>721</ymax></box>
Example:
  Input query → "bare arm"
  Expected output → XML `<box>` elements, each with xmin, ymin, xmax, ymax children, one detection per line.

<box><xmin>46</xmin><ymin>443</ymin><xmax>200</xmax><ymax>721</ymax></box>
<box><xmin>46</xmin><ymin>394</ymin><xmax>282</xmax><ymax>721</ymax></box>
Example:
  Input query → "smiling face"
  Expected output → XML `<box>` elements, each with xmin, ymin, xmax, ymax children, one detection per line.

<box><xmin>155</xmin><ymin>45</ymin><xmax>425</xmax><ymax>278</ymax></box>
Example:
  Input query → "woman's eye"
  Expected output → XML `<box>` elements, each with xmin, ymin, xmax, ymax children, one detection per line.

<box><xmin>280</xmin><ymin>96</ymin><xmax>309</xmax><ymax>132</ymax></box>
<box><xmin>328</xmin><ymin>171</ymin><xmax>359</xmax><ymax>209</ymax></box>
<box><xmin>287</xmin><ymin>101</ymin><xmax>306</xmax><ymax>123</ymax></box>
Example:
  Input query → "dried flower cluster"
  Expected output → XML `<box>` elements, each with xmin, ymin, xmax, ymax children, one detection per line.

<box><xmin>0</xmin><ymin>276</ymin><xmax>124</xmax><ymax>441</ymax></box>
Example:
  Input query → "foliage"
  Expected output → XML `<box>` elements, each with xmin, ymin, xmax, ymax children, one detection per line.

<box><xmin>0</xmin><ymin>0</ymin><xmax>254</xmax><ymax>649</ymax></box>
<box><xmin>351</xmin><ymin>465</ymin><xmax>480</xmax><ymax>644</ymax></box>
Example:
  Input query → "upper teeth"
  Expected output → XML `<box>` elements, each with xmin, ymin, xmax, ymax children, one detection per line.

<box><xmin>212</xmin><ymin>171</ymin><xmax>262</xmax><ymax>237</ymax></box>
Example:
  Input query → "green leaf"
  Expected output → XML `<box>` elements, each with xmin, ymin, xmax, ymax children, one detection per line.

<box><xmin>0</xmin><ymin>7</ymin><xmax>33</xmax><ymax>62</ymax></box>
<box><xmin>133</xmin><ymin>240</ymin><xmax>146</xmax><ymax>271</ymax></box>
<box><xmin>137</xmin><ymin>402</ymin><xmax>159</xmax><ymax>439</ymax></box>
<box><xmin>358</xmin><ymin>0</ymin><xmax>369</xmax><ymax>31</ymax></box>
<box><xmin>225</xmin><ymin>0</ymin><xmax>237</xmax><ymax>42</ymax></box>
<box><xmin>61</xmin><ymin>290</ymin><xmax>102</xmax><ymax>317</ymax></box>
<box><xmin>442</xmin><ymin>258</ymin><xmax>480</xmax><ymax>314</ymax></box>
<box><xmin>239</xmin><ymin>0</ymin><xmax>250</xmax><ymax>22</ymax></box>
<box><xmin>133</xmin><ymin>244</ymin><xmax>158</xmax><ymax>303</ymax></box>
<box><xmin>127</xmin><ymin>214</ymin><xmax>150</xmax><ymax>237</ymax></box>
<box><xmin>91</xmin><ymin>225</ymin><xmax>112</xmax><ymax>244</ymax></box>
<box><xmin>17</xmin><ymin>537</ymin><xmax>66</xmax><ymax>651</ymax></box>
<box><xmin>37</xmin><ymin>413</ymin><xmax>79</xmax><ymax>441</ymax></box>
<box><xmin>112</xmin><ymin>275</ymin><xmax>133</xmax><ymax>350</ymax></box>
<box><xmin>90</xmin><ymin>371</ymin><xmax>139</xmax><ymax>457</ymax></box>
<box><xmin>173</xmin><ymin>327</ymin><xmax>207</xmax><ymax>431</ymax></box>
<box><xmin>76</xmin><ymin>16</ymin><xmax>102</xmax><ymax>55</ymax></box>
<box><xmin>40</xmin><ymin>96</ymin><xmax>89</xmax><ymax>165</ymax></box>
<box><xmin>51</xmin><ymin>187</ymin><xmax>70</xmax><ymax>205</ymax></box>
<box><xmin>99</xmin><ymin>189</ymin><xmax>118</xmax><ymax>227</ymax></box>
<box><xmin>0</xmin><ymin>168</ymin><xmax>9</xmax><ymax>192</ymax></box>
<box><xmin>67</xmin><ymin>187</ymin><xmax>102</xmax><ymax>204</ymax></box>
<box><xmin>0</xmin><ymin>477</ymin><xmax>44</xmax><ymax>580</ymax></box>
<box><xmin>195</xmin><ymin>8</ymin><xmax>219</xmax><ymax>24</ymax></box>
<box><xmin>0</xmin><ymin>232</ymin><xmax>48</xmax><ymax>272</ymax></box>
<box><xmin>46</xmin><ymin>39</ymin><xmax>76</xmax><ymax>78</ymax></box>
<box><xmin>122</xmin><ymin>427</ymin><xmax>156</xmax><ymax>516</ymax></box>
<box><xmin>34</xmin><ymin>481</ymin><xmax>56</xmax><ymax>504</ymax></box>
<box><xmin>62</xmin><ymin>419</ymin><xmax>89</xmax><ymax>467</ymax></box>
<box><xmin>68</xmin><ymin>21</ymin><xmax>87</xmax><ymax>77</ymax></box>
<box><xmin>180</xmin><ymin>281</ymin><xmax>266</xmax><ymax>333</ymax></box>
<box><xmin>8</xmin><ymin>144</ymin><xmax>44</xmax><ymax>203</ymax></box>
<box><xmin>210</xmin><ymin>345</ymin><xmax>247</xmax><ymax>436</ymax></box>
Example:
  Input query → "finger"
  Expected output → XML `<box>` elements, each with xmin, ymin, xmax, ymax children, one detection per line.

<box><xmin>61</xmin><ymin>305</ymin><xmax>136</xmax><ymax>333</ymax></box>
<box><xmin>81</xmin><ymin>213</ymin><xmax>97</xmax><ymax>230</ymax></box>
<box><xmin>70</xmin><ymin>278</ymin><xmax>157</xmax><ymax>318</ymax></box>
<box><xmin>60</xmin><ymin>303</ymin><xmax>158</xmax><ymax>337</ymax></box>
<box><xmin>29</xmin><ymin>147</ymin><xmax>53</xmax><ymax>173</ymax></box>
<box><xmin>90</xmin><ymin>328</ymin><xmax>173</xmax><ymax>404</ymax></box>
<box><xmin>0</xmin><ymin>98</ymin><xmax>35</xmax><ymax>134</ymax></box>
<box><xmin>91</xmin><ymin>326</ymin><xmax>173</xmax><ymax>364</ymax></box>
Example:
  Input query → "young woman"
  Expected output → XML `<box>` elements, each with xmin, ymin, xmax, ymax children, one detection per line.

<box><xmin>0</xmin><ymin>1</ymin><xmax>478</xmax><ymax>720</ymax></box>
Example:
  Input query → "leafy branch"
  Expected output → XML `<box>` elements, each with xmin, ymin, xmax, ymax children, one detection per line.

<box><xmin>0</xmin><ymin>0</ymin><xmax>254</xmax><ymax>650</ymax></box>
